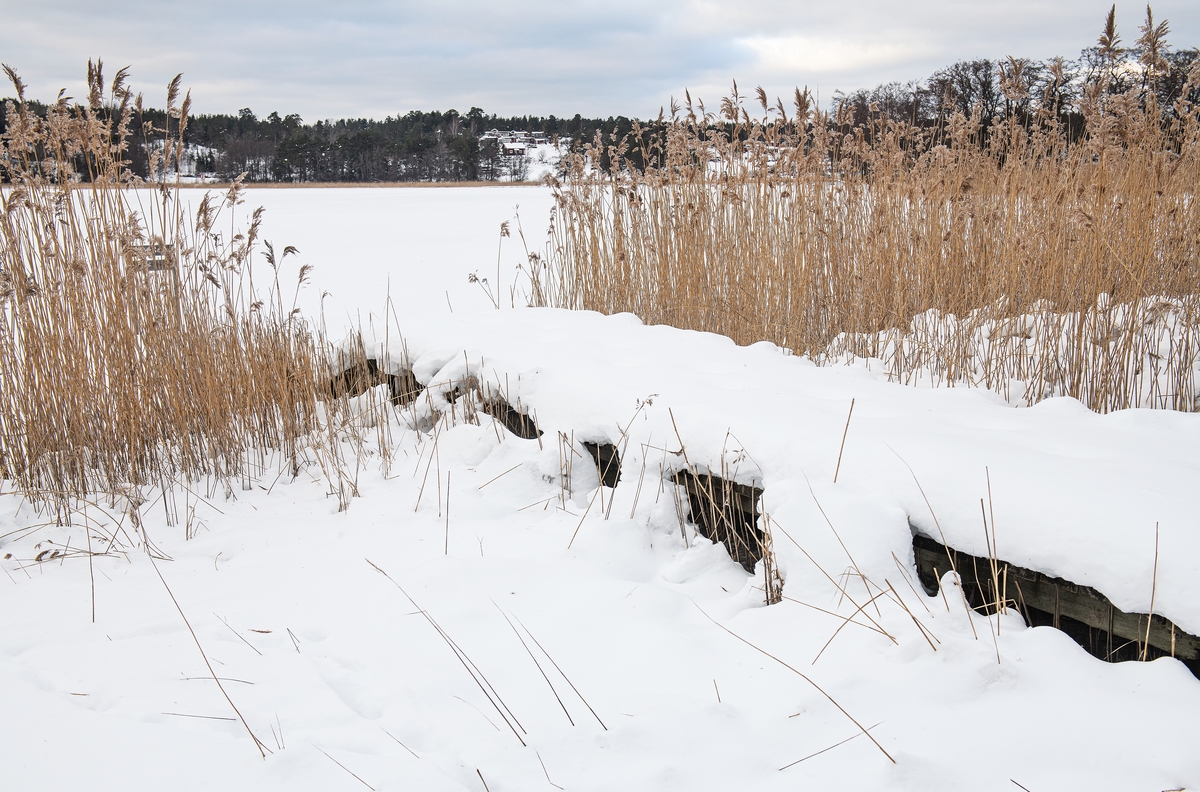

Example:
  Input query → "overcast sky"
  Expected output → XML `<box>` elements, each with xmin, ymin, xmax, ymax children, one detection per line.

<box><xmin>2</xmin><ymin>1</ymin><xmax>1197</xmax><ymax>121</ymax></box>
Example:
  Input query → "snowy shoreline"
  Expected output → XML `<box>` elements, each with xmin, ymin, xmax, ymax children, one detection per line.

<box><xmin>3</xmin><ymin>187</ymin><xmax>1198</xmax><ymax>791</ymax></box>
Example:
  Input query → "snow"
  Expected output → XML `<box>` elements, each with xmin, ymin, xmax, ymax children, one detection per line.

<box><xmin>208</xmin><ymin>185</ymin><xmax>557</xmax><ymax>332</ymax></box>
<box><xmin>3</xmin><ymin>186</ymin><xmax>1199</xmax><ymax>791</ymax></box>
<box><xmin>519</xmin><ymin>143</ymin><xmax>564</xmax><ymax>182</ymax></box>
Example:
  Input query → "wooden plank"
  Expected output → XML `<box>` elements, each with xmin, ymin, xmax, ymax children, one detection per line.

<box><xmin>912</xmin><ymin>532</ymin><xmax>1199</xmax><ymax>664</ymax></box>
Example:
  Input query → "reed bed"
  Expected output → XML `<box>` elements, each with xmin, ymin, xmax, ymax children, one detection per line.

<box><xmin>0</xmin><ymin>64</ymin><xmax>354</xmax><ymax>513</ymax></box>
<box><xmin>541</xmin><ymin>53</ymin><xmax>1200</xmax><ymax>412</ymax></box>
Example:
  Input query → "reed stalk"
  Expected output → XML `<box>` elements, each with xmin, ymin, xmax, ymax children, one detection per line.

<box><xmin>0</xmin><ymin>63</ymin><xmax>354</xmax><ymax>512</ymax></box>
<box><xmin>540</xmin><ymin>44</ymin><xmax>1200</xmax><ymax>413</ymax></box>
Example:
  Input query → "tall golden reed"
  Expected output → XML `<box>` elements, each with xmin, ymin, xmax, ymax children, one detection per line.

<box><xmin>0</xmin><ymin>63</ymin><xmax>334</xmax><ymax>511</ymax></box>
<box><xmin>541</xmin><ymin>31</ymin><xmax>1200</xmax><ymax>412</ymax></box>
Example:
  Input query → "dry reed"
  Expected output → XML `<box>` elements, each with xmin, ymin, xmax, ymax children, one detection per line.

<box><xmin>0</xmin><ymin>63</ymin><xmax>353</xmax><ymax>513</ymax></box>
<box><xmin>539</xmin><ymin>18</ymin><xmax>1200</xmax><ymax>412</ymax></box>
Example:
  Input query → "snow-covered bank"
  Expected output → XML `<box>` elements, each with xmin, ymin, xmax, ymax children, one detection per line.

<box><xmin>368</xmin><ymin>307</ymin><xmax>1200</xmax><ymax>632</ymax></box>
<box><xmin>3</xmin><ymin>305</ymin><xmax>1199</xmax><ymax>791</ymax></box>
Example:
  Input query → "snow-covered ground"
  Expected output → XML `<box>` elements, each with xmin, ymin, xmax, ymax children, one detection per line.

<box><xmin>3</xmin><ymin>187</ymin><xmax>1199</xmax><ymax>791</ymax></box>
<box><xmin>520</xmin><ymin>143</ymin><xmax>564</xmax><ymax>182</ymax></box>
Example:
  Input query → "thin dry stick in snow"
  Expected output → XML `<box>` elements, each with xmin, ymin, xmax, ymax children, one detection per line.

<box><xmin>381</xmin><ymin>727</ymin><xmax>420</xmax><ymax>759</ymax></box>
<box><xmin>888</xmin><ymin>445</ymin><xmax>979</xmax><ymax>640</ymax></box>
<box><xmin>691</xmin><ymin>600</ymin><xmax>894</xmax><ymax>763</ymax></box>
<box><xmin>511</xmin><ymin>613</ymin><xmax>608</xmax><ymax>731</ymax></box>
<box><xmin>1143</xmin><ymin>521</ymin><xmax>1160</xmax><ymax>662</ymax></box>
<box><xmin>314</xmin><ymin>746</ymin><xmax>374</xmax><ymax>790</ymax></box>
<box><xmin>833</xmin><ymin>398</ymin><xmax>855</xmax><ymax>483</ymax></box>
<box><xmin>365</xmin><ymin>559</ymin><xmax>527</xmax><ymax>746</ymax></box>
<box><xmin>811</xmin><ymin>590</ymin><xmax>893</xmax><ymax>664</ymax></box>
<box><xmin>536</xmin><ymin>751</ymin><xmax>565</xmax><ymax>791</ymax></box>
<box><xmin>769</xmin><ymin>518</ymin><xmax>895</xmax><ymax>641</ymax></box>
<box><xmin>779</xmin><ymin>722</ymin><xmax>883</xmax><ymax>771</ymax></box>
<box><xmin>493</xmin><ymin>602</ymin><xmax>575</xmax><ymax>726</ymax></box>
<box><xmin>148</xmin><ymin>555</ymin><xmax>269</xmax><ymax>758</ymax></box>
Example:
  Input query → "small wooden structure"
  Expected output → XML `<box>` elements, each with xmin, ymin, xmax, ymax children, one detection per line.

<box><xmin>912</xmin><ymin>529</ymin><xmax>1200</xmax><ymax>678</ymax></box>
<box><xmin>582</xmin><ymin>442</ymin><xmax>621</xmax><ymax>488</ymax></box>
<box><xmin>672</xmin><ymin>470</ymin><xmax>764</xmax><ymax>573</ymax></box>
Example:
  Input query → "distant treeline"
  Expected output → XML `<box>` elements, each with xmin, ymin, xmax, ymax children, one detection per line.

<box><xmin>0</xmin><ymin>101</ymin><xmax>635</xmax><ymax>183</ymax></box>
<box><xmin>173</xmin><ymin>108</ymin><xmax>630</xmax><ymax>182</ymax></box>
<box><xmin>3</xmin><ymin>31</ymin><xmax>1196</xmax><ymax>184</ymax></box>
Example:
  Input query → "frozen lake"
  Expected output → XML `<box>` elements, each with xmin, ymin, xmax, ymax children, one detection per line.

<box><xmin>216</xmin><ymin>184</ymin><xmax>558</xmax><ymax>335</ymax></box>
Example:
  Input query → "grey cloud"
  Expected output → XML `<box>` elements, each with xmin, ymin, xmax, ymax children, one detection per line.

<box><xmin>2</xmin><ymin>1</ymin><xmax>1196</xmax><ymax>119</ymax></box>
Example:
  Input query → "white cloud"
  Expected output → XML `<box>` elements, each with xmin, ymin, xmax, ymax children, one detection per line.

<box><xmin>737</xmin><ymin>34</ymin><xmax>926</xmax><ymax>77</ymax></box>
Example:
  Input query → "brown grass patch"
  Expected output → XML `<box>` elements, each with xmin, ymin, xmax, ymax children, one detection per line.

<box><xmin>0</xmin><ymin>63</ymin><xmax>387</xmax><ymax>512</ymax></box>
<box><xmin>540</xmin><ymin>55</ymin><xmax>1200</xmax><ymax>412</ymax></box>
